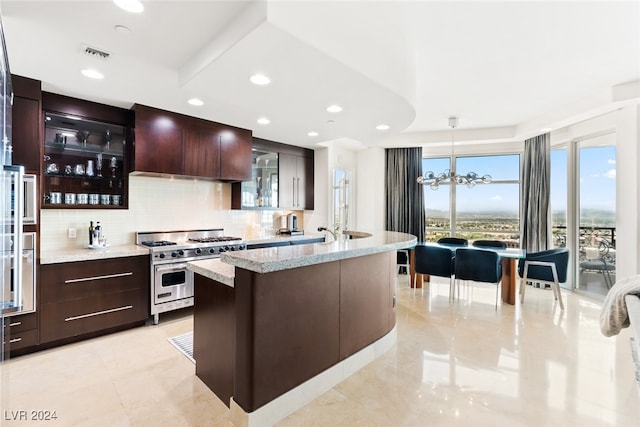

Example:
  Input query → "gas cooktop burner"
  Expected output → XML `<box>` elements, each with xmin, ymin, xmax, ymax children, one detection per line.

<box><xmin>188</xmin><ymin>236</ymin><xmax>241</xmax><ymax>243</ymax></box>
<box><xmin>141</xmin><ymin>240</ymin><xmax>177</xmax><ymax>247</ymax></box>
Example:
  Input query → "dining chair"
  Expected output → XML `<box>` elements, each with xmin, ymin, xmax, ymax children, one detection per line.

<box><xmin>518</xmin><ymin>248</ymin><xmax>569</xmax><ymax>310</ymax></box>
<box><xmin>397</xmin><ymin>249</ymin><xmax>411</xmax><ymax>275</ymax></box>
<box><xmin>414</xmin><ymin>245</ymin><xmax>456</xmax><ymax>300</ymax></box>
<box><xmin>437</xmin><ymin>237</ymin><xmax>468</xmax><ymax>246</ymax></box>
<box><xmin>454</xmin><ymin>248</ymin><xmax>502</xmax><ymax>309</ymax></box>
<box><xmin>579</xmin><ymin>239</ymin><xmax>615</xmax><ymax>289</ymax></box>
<box><xmin>472</xmin><ymin>240</ymin><xmax>507</xmax><ymax>249</ymax></box>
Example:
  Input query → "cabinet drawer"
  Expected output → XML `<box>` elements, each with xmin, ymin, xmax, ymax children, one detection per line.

<box><xmin>40</xmin><ymin>289</ymin><xmax>149</xmax><ymax>343</ymax></box>
<box><xmin>41</xmin><ymin>257</ymin><xmax>149</xmax><ymax>303</ymax></box>
<box><xmin>4</xmin><ymin>312</ymin><xmax>37</xmax><ymax>333</ymax></box>
<box><xmin>4</xmin><ymin>329</ymin><xmax>38</xmax><ymax>352</ymax></box>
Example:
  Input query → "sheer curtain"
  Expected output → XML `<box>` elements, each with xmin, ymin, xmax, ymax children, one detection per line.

<box><xmin>385</xmin><ymin>147</ymin><xmax>425</xmax><ymax>242</ymax></box>
<box><xmin>521</xmin><ymin>133</ymin><xmax>551</xmax><ymax>252</ymax></box>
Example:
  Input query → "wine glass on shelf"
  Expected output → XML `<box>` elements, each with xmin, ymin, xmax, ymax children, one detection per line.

<box><xmin>96</xmin><ymin>153</ymin><xmax>103</xmax><ymax>177</ymax></box>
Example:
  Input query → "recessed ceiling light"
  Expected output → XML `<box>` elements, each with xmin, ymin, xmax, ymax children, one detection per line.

<box><xmin>257</xmin><ymin>117</ymin><xmax>270</xmax><ymax>125</ymax></box>
<box><xmin>307</xmin><ymin>131</ymin><xmax>319</xmax><ymax>137</ymax></box>
<box><xmin>250</xmin><ymin>74</ymin><xmax>271</xmax><ymax>85</ymax></box>
<box><xmin>327</xmin><ymin>105</ymin><xmax>343</xmax><ymax>113</ymax></box>
<box><xmin>81</xmin><ymin>68</ymin><xmax>104</xmax><ymax>79</ymax></box>
<box><xmin>65</xmin><ymin>115</ymin><xmax>82</xmax><ymax>120</ymax></box>
<box><xmin>540</xmin><ymin>127</ymin><xmax>553</xmax><ymax>132</ymax></box>
<box><xmin>113</xmin><ymin>0</ymin><xmax>144</xmax><ymax>14</ymax></box>
<box><xmin>188</xmin><ymin>98</ymin><xmax>204</xmax><ymax>106</ymax></box>
<box><xmin>376</xmin><ymin>124</ymin><xmax>390</xmax><ymax>131</ymax></box>
<box><xmin>114</xmin><ymin>25</ymin><xmax>131</xmax><ymax>35</ymax></box>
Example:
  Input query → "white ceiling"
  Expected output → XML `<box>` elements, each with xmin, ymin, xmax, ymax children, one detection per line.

<box><xmin>1</xmin><ymin>0</ymin><xmax>639</xmax><ymax>150</ymax></box>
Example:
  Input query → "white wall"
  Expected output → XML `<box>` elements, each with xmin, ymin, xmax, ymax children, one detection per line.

<box><xmin>355</xmin><ymin>147</ymin><xmax>385</xmax><ymax>232</ymax></box>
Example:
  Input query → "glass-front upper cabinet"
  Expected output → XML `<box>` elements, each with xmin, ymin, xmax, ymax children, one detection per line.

<box><xmin>240</xmin><ymin>149</ymin><xmax>278</xmax><ymax>209</ymax></box>
<box><xmin>43</xmin><ymin>112</ymin><xmax>127</xmax><ymax>208</ymax></box>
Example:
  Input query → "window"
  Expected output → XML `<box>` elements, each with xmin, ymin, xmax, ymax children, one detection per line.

<box><xmin>423</xmin><ymin>154</ymin><xmax>520</xmax><ymax>243</ymax></box>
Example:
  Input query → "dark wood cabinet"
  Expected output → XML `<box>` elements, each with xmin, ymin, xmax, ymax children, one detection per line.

<box><xmin>11</xmin><ymin>75</ymin><xmax>42</xmax><ymax>173</ymax></box>
<box><xmin>132</xmin><ymin>104</ymin><xmax>184</xmax><ymax>175</ymax></box>
<box><xmin>39</xmin><ymin>256</ymin><xmax>149</xmax><ymax>344</ymax></box>
<box><xmin>279</xmin><ymin>152</ymin><xmax>314</xmax><ymax>210</ymax></box>
<box><xmin>219</xmin><ymin>126</ymin><xmax>252</xmax><ymax>181</ymax></box>
<box><xmin>132</xmin><ymin>104</ymin><xmax>251</xmax><ymax>180</ymax></box>
<box><xmin>42</xmin><ymin>93</ymin><xmax>133</xmax><ymax>209</ymax></box>
<box><xmin>3</xmin><ymin>312</ymin><xmax>38</xmax><ymax>356</ymax></box>
<box><xmin>183</xmin><ymin>120</ymin><xmax>220</xmax><ymax>178</ymax></box>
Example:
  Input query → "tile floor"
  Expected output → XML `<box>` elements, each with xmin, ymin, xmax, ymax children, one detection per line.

<box><xmin>1</xmin><ymin>276</ymin><xmax>639</xmax><ymax>427</ymax></box>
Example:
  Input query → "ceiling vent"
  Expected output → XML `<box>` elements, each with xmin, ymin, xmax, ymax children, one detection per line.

<box><xmin>81</xmin><ymin>44</ymin><xmax>111</xmax><ymax>60</ymax></box>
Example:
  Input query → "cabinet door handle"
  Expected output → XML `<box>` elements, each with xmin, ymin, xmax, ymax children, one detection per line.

<box><xmin>296</xmin><ymin>177</ymin><xmax>300</xmax><ymax>207</ymax></box>
<box><xmin>9</xmin><ymin>337</ymin><xmax>23</xmax><ymax>344</ymax></box>
<box><xmin>64</xmin><ymin>305</ymin><xmax>133</xmax><ymax>322</ymax></box>
<box><xmin>64</xmin><ymin>271</ymin><xmax>133</xmax><ymax>284</ymax></box>
<box><xmin>9</xmin><ymin>321</ymin><xmax>22</xmax><ymax>327</ymax></box>
<box><xmin>292</xmin><ymin>177</ymin><xmax>296</xmax><ymax>206</ymax></box>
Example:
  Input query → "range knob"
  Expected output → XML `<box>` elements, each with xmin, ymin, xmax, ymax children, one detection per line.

<box><xmin>218</xmin><ymin>247</ymin><xmax>227</xmax><ymax>253</ymax></box>
<box><xmin>209</xmin><ymin>248</ymin><xmax>216</xmax><ymax>254</ymax></box>
<box><xmin>158</xmin><ymin>253</ymin><xmax>166</xmax><ymax>259</ymax></box>
<box><xmin>177</xmin><ymin>249</ymin><xmax>184</xmax><ymax>256</ymax></box>
<box><xmin>195</xmin><ymin>248</ymin><xmax>202</xmax><ymax>255</ymax></box>
<box><xmin>171</xmin><ymin>251</ymin><xmax>178</xmax><ymax>258</ymax></box>
<box><xmin>230</xmin><ymin>246</ymin><xmax>237</xmax><ymax>251</ymax></box>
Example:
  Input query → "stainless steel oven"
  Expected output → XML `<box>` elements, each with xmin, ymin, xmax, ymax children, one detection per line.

<box><xmin>137</xmin><ymin>229</ymin><xmax>246</xmax><ymax>324</ymax></box>
<box><xmin>153</xmin><ymin>263</ymin><xmax>193</xmax><ymax>306</ymax></box>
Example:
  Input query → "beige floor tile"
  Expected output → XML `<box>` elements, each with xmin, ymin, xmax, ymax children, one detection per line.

<box><xmin>1</xmin><ymin>278</ymin><xmax>639</xmax><ymax>426</ymax></box>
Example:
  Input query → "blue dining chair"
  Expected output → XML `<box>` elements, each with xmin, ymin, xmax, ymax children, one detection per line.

<box><xmin>518</xmin><ymin>248</ymin><xmax>569</xmax><ymax>310</ymax></box>
<box><xmin>454</xmin><ymin>248</ymin><xmax>502</xmax><ymax>309</ymax></box>
<box><xmin>472</xmin><ymin>240</ymin><xmax>507</xmax><ymax>249</ymax></box>
<box><xmin>414</xmin><ymin>245</ymin><xmax>456</xmax><ymax>300</ymax></box>
<box><xmin>437</xmin><ymin>237</ymin><xmax>468</xmax><ymax>246</ymax></box>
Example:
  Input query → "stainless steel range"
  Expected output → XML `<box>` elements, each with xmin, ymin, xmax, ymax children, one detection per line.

<box><xmin>136</xmin><ymin>229</ymin><xmax>246</xmax><ymax>324</ymax></box>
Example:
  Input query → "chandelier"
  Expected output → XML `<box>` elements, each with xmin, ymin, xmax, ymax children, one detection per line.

<box><xmin>417</xmin><ymin>116</ymin><xmax>492</xmax><ymax>190</ymax></box>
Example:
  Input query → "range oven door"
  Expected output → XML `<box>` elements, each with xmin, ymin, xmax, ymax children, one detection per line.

<box><xmin>153</xmin><ymin>263</ymin><xmax>194</xmax><ymax>305</ymax></box>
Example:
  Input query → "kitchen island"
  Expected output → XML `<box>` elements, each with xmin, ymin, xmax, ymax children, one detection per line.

<box><xmin>187</xmin><ymin>231</ymin><xmax>416</xmax><ymax>427</ymax></box>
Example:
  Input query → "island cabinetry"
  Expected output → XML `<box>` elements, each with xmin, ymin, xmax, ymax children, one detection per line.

<box><xmin>132</xmin><ymin>104</ymin><xmax>251</xmax><ymax>180</ymax></box>
<box><xmin>2</xmin><ymin>312</ymin><xmax>38</xmax><ymax>356</ymax></box>
<box><xmin>39</xmin><ymin>256</ymin><xmax>149</xmax><ymax>344</ymax></box>
<box><xmin>11</xmin><ymin>75</ymin><xmax>42</xmax><ymax>173</ymax></box>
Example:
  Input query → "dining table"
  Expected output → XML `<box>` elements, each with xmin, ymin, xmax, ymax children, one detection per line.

<box><xmin>408</xmin><ymin>242</ymin><xmax>526</xmax><ymax>305</ymax></box>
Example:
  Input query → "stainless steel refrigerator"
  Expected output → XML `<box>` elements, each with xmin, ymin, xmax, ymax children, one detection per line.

<box><xmin>1</xmin><ymin>11</ymin><xmax>27</xmax><ymax>364</ymax></box>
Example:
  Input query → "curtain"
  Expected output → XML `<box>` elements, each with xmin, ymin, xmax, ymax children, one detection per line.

<box><xmin>385</xmin><ymin>147</ymin><xmax>425</xmax><ymax>242</ymax></box>
<box><xmin>521</xmin><ymin>133</ymin><xmax>551</xmax><ymax>253</ymax></box>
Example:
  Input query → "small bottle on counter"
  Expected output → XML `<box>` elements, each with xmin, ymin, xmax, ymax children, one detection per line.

<box><xmin>89</xmin><ymin>221</ymin><xmax>94</xmax><ymax>245</ymax></box>
<box><xmin>93</xmin><ymin>221</ymin><xmax>102</xmax><ymax>243</ymax></box>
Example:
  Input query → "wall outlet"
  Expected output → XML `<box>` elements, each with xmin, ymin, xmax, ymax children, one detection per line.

<box><xmin>68</xmin><ymin>228</ymin><xmax>77</xmax><ymax>239</ymax></box>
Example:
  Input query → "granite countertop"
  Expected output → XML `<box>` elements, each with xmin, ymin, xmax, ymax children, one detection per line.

<box><xmin>221</xmin><ymin>231</ymin><xmax>416</xmax><ymax>274</ymax></box>
<box><xmin>187</xmin><ymin>258</ymin><xmax>235</xmax><ymax>287</ymax></box>
<box><xmin>40</xmin><ymin>244</ymin><xmax>150</xmax><ymax>264</ymax></box>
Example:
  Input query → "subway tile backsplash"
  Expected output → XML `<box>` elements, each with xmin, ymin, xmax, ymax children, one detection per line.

<box><xmin>40</xmin><ymin>175</ymin><xmax>298</xmax><ymax>251</ymax></box>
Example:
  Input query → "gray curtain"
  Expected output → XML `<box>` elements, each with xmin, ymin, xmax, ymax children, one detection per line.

<box><xmin>521</xmin><ymin>133</ymin><xmax>551</xmax><ymax>253</ymax></box>
<box><xmin>385</xmin><ymin>147</ymin><xmax>425</xmax><ymax>242</ymax></box>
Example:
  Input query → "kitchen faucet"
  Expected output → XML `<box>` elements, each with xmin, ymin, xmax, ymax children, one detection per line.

<box><xmin>317</xmin><ymin>227</ymin><xmax>337</xmax><ymax>241</ymax></box>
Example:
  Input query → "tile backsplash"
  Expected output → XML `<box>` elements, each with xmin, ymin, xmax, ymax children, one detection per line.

<box><xmin>40</xmin><ymin>175</ymin><xmax>306</xmax><ymax>251</ymax></box>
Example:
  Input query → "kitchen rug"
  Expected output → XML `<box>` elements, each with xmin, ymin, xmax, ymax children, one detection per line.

<box><xmin>168</xmin><ymin>332</ymin><xmax>195</xmax><ymax>364</ymax></box>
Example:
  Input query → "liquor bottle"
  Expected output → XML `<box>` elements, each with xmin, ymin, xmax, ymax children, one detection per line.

<box><xmin>89</xmin><ymin>221</ymin><xmax>94</xmax><ymax>245</ymax></box>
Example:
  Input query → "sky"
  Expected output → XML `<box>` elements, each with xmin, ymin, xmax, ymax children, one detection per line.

<box><xmin>423</xmin><ymin>146</ymin><xmax>616</xmax><ymax>217</ymax></box>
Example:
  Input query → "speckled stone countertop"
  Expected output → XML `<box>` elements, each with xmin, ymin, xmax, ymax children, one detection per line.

<box><xmin>40</xmin><ymin>245</ymin><xmax>150</xmax><ymax>264</ymax></box>
<box><xmin>221</xmin><ymin>231</ymin><xmax>416</xmax><ymax>274</ymax></box>
<box><xmin>187</xmin><ymin>258</ymin><xmax>235</xmax><ymax>287</ymax></box>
